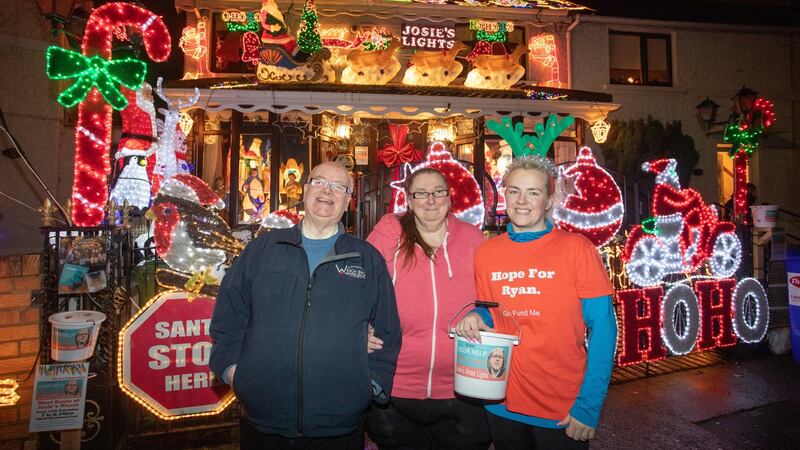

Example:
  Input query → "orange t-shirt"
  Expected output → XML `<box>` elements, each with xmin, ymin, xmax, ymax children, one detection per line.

<box><xmin>475</xmin><ymin>229</ymin><xmax>613</xmax><ymax>421</ymax></box>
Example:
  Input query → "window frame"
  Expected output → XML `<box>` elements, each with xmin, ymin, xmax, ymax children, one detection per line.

<box><xmin>609</xmin><ymin>30</ymin><xmax>673</xmax><ymax>87</ymax></box>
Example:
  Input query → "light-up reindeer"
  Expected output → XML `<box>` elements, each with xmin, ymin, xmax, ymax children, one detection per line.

<box><xmin>154</xmin><ymin>77</ymin><xmax>200</xmax><ymax>194</ymax></box>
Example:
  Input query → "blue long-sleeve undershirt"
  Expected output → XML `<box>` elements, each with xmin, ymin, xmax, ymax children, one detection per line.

<box><xmin>472</xmin><ymin>221</ymin><xmax>617</xmax><ymax>429</ymax></box>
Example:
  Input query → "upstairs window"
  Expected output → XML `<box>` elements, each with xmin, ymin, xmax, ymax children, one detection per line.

<box><xmin>609</xmin><ymin>31</ymin><xmax>672</xmax><ymax>86</ymax></box>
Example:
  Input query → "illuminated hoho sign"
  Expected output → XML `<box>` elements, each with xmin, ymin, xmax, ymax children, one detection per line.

<box><xmin>469</xmin><ymin>19</ymin><xmax>514</xmax><ymax>33</ymax></box>
<box><xmin>401</xmin><ymin>22</ymin><xmax>456</xmax><ymax>50</ymax></box>
<box><xmin>617</xmin><ymin>278</ymin><xmax>769</xmax><ymax>366</ymax></box>
<box><xmin>119</xmin><ymin>291</ymin><xmax>234</xmax><ymax>419</ymax></box>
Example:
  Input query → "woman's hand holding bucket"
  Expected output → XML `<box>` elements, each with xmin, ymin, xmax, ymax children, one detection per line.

<box><xmin>455</xmin><ymin>313</ymin><xmax>494</xmax><ymax>343</ymax></box>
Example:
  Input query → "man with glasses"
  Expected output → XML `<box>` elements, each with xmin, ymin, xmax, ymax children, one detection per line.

<box><xmin>210</xmin><ymin>162</ymin><xmax>402</xmax><ymax>449</ymax></box>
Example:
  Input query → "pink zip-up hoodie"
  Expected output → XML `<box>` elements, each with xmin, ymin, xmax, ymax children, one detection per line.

<box><xmin>367</xmin><ymin>213</ymin><xmax>485</xmax><ymax>399</ymax></box>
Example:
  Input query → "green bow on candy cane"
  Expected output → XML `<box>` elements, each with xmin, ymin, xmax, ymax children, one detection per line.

<box><xmin>45</xmin><ymin>46</ymin><xmax>148</xmax><ymax>110</ymax></box>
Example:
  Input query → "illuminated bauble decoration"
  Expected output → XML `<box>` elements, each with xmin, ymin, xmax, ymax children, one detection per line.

<box><xmin>622</xmin><ymin>158</ymin><xmax>741</xmax><ymax>287</ymax></box>
<box><xmin>591</xmin><ymin>119</ymin><xmax>611</xmax><ymax>143</ymax></box>
<box><xmin>553</xmin><ymin>147</ymin><xmax>623</xmax><ymax>247</ymax></box>
<box><xmin>391</xmin><ymin>142</ymin><xmax>484</xmax><ymax>227</ymax></box>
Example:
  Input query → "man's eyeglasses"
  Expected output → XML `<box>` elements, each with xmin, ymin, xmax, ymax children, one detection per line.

<box><xmin>307</xmin><ymin>177</ymin><xmax>353</xmax><ymax>194</ymax></box>
<box><xmin>410</xmin><ymin>190</ymin><xmax>450</xmax><ymax>200</ymax></box>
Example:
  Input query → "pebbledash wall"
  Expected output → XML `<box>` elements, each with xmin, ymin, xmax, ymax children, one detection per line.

<box><xmin>0</xmin><ymin>254</ymin><xmax>41</xmax><ymax>448</ymax></box>
<box><xmin>571</xmin><ymin>15</ymin><xmax>800</xmax><ymax>214</ymax></box>
<box><xmin>0</xmin><ymin>1</ymin><xmax>79</xmax><ymax>256</ymax></box>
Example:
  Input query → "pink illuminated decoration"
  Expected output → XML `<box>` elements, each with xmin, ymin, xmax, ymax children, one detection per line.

<box><xmin>391</xmin><ymin>142</ymin><xmax>484</xmax><ymax>227</ymax></box>
<box><xmin>622</xmin><ymin>158</ymin><xmax>741</xmax><ymax>287</ymax></box>
<box><xmin>528</xmin><ymin>33</ymin><xmax>561</xmax><ymax>87</ymax></box>
<box><xmin>553</xmin><ymin>147</ymin><xmax>623</xmax><ymax>247</ymax></box>
<box><xmin>70</xmin><ymin>2</ymin><xmax>171</xmax><ymax>226</ymax></box>
<box><xmin>616</xmin><ymin>277</ymin><xmax>769</xmax><ymax>366</ymax></box>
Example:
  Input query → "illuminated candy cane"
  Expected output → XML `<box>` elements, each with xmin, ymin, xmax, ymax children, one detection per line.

<box><xmin>71</xmin><ymin>3</ymin><xmax>170</xmax><ymax>226</ymax></box>
<box><xmin>724</xmin><ymin>97</ymin><xmax>775</xmax><ymax>222</ymax></box>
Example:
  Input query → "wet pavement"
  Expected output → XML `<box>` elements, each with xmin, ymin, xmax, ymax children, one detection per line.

<box><xmin>592</xmin><ymin>353</ymin><xmax>800</xmax><ymax>449</ymax></box>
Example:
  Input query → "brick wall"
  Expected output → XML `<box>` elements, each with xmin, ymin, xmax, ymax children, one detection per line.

<box><xmin>0</xmin><ymin>254</ymin><xmax>41</xmax><ymax>449</ymax></box>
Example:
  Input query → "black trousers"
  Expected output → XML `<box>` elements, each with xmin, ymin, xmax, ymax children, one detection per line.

<box><xmin>365</xmin><ymin>397</ymin><xmax>491</xmax><ymax>450</ymax></box>
<box><xmin>240</xmin><ymin>419</ymin><xmax>364</xmax><ymax>450</ymax></box>
<box><xmin>487</xmin><ymin>413</ymin><xmax>590</xmax><ymax>450</ymax></box>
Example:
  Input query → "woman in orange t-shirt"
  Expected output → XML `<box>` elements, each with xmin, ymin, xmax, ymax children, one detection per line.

<box><xmin>456</xmin><ymin>156</ymin><xmax>617</xmax><ymax>450</ymax></box>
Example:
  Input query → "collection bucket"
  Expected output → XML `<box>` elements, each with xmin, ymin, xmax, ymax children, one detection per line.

<box><xmin>48</xmin><ymin>311</ymin><xmax>106</xmax><ymax>362</ymax></box>
<box><xmin>449</xmin><ymin>330</ymin><xmax>520</xmax><ymax>400</ymax></box>
<box><xmin>751</xmin><ymin>205</ymin><xmax>779</xmax><ymax>228</ymax></box>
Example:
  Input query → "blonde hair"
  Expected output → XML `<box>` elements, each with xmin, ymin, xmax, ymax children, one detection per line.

<box><xmin>501</xmin><ymin>155</ymin><xmax>557</xmax><ymax>196</ymax></box>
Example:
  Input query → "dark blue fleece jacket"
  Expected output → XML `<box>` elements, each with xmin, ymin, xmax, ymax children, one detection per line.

<box><xmin>209</xmin><ymin>224</ymin><xmax>401</xmax><ymax>438</ymax></box>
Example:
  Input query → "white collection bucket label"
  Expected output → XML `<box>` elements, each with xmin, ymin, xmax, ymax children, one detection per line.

<box><xmin>53</xmin><ymin>325</ymin><xmax>95</xmax><ymax>351</ymax></box>
<box><xmin>456</xmin><ymin>340</ymin><xmax>509</xmax><ymax>381</ymax></box>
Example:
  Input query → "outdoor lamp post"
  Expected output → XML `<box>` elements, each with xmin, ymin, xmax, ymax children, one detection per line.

<box><xmin>732</xmin><ymin>86</ymin><xmax>758</xmax><ymax>116</ymax></box>
<box><xmin>35</xmin><ymin>0</ymin><xmax>77</xmax><ymax>35</ymax></box>
<box><xmin>695</xmin><ymin>97</ymin><xmax>720</xmax><ymax>127</ymax></box>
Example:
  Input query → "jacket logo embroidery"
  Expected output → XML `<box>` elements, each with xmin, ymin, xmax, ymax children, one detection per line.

<box><xmin>336</xmin><ymin>264</ymin><xmax>366</xmax><ymax>280</ymax></box>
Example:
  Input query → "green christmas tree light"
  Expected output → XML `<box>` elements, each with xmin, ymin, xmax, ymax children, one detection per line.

<box><xmin>297</xmin><ymin>0</ymin><xmax>322</xmax><ymax>54</ymax></box>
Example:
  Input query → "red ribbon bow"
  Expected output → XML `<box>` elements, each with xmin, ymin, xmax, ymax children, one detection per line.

<box><xmin>378</xmin><ymin>124</ymin><xmax>421</xmax><ymax>167</ymax></box>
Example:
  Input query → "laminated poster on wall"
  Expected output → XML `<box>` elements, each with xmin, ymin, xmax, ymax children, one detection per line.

<box><xmin>57</xmin><ymin>236</ymin><xmax>109</xmax><ymax>294</ymax></box>
<box><xmin>29</xmin><ymin>363</ymin><xmax>89</xmax><ymax>433</ymax></box>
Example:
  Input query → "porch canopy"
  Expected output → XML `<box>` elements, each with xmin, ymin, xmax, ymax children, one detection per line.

<box><xmin>162</xmin><ymin>80</ymin><xmax>619</xmax><ymax>121</ymax></box>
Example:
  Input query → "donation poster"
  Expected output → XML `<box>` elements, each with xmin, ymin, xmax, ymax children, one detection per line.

<box><xmin>29</xmin><ymin>363</ymin><xmax>89</xmax><ymax>432</ymax></box>
<box><xmin>58</xmin><ymin>236</ymin><xmax>108</xmax><ymax>294</ymax></box>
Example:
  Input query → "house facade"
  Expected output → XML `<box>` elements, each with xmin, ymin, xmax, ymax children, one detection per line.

<box><xmin>571</xmin><ymin>12</ymin><xmax>800</xmax><ymax>217</ymax></box>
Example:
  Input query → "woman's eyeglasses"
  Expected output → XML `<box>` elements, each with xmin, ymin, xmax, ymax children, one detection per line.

<box><xmin>307</xmin><ymin>177</ymin><xmax>353</xmax><ymax>194</ymax></box>
<box><xmin>410</xmin><ymin>190</ymin><xmax>450</xmax><ymax>200</ymax></box>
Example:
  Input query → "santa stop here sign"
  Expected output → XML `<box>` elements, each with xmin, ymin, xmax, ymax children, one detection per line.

<box><xmin>119</xmin><ymin>290</ymin><xmax>234</xmax><ymax>419</ymax></box>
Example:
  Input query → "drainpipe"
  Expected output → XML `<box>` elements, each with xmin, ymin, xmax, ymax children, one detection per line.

<box><xmin>566</xmin><ymin>14</ymin><xmax>581</xmax><ymax>89</ymax></box>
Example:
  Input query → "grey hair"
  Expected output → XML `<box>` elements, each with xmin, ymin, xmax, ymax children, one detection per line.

<box><xmin>501</xmin><ymin>155</ymin><xmax>558</xmax><ymax>195</ymax></box>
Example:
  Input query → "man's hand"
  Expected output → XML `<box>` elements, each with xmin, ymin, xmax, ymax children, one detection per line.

<box><xmin>557</xmin><ymin>414</ymin><xmax>595</xmax><ymax>441</ymax></box>
<box><xmin>225</xmin><ymin>365</ymin><xmax>236</xmax><ymax>386</ymax></box>
<box><xmin>367</xmin><ymin>324</ymin><xmax>384</xmax><ymax>353</ymax></box>
<box><xmin>455</xmin><ymin>312</ymin><xmax>493</xmax><ymax>342</ymax></box>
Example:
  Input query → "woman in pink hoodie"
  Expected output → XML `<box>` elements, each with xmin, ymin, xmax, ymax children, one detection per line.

<box><xmin>365</xmin><ymin>168</ymin><xmax>490</xmax><ymax>449</ymax></box>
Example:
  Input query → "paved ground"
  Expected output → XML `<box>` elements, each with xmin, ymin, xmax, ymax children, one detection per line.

<box><xmin>592</xmin><ymin>353</ymin><xmax>800</xmax><ymax>449</ymax></box>
<box><xmin>158</xmin><ymin>352</ymin><xmax>800</xmax><ymax>450</ymax></box>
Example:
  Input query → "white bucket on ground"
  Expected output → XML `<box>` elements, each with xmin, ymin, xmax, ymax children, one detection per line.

<box><xmin>751</xmin><ymin>205</ymin><xmax>779</xmax><ymax>228</ymax></box>
<box><xmin>449</xmin><ymin>330</ymin><xmax>520</xmax><ymax>400</ymax></box>
<box><xmin>48</xmin><ymin>311</ymin><xmax>106</xmax><ymax>362</ymax></box>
